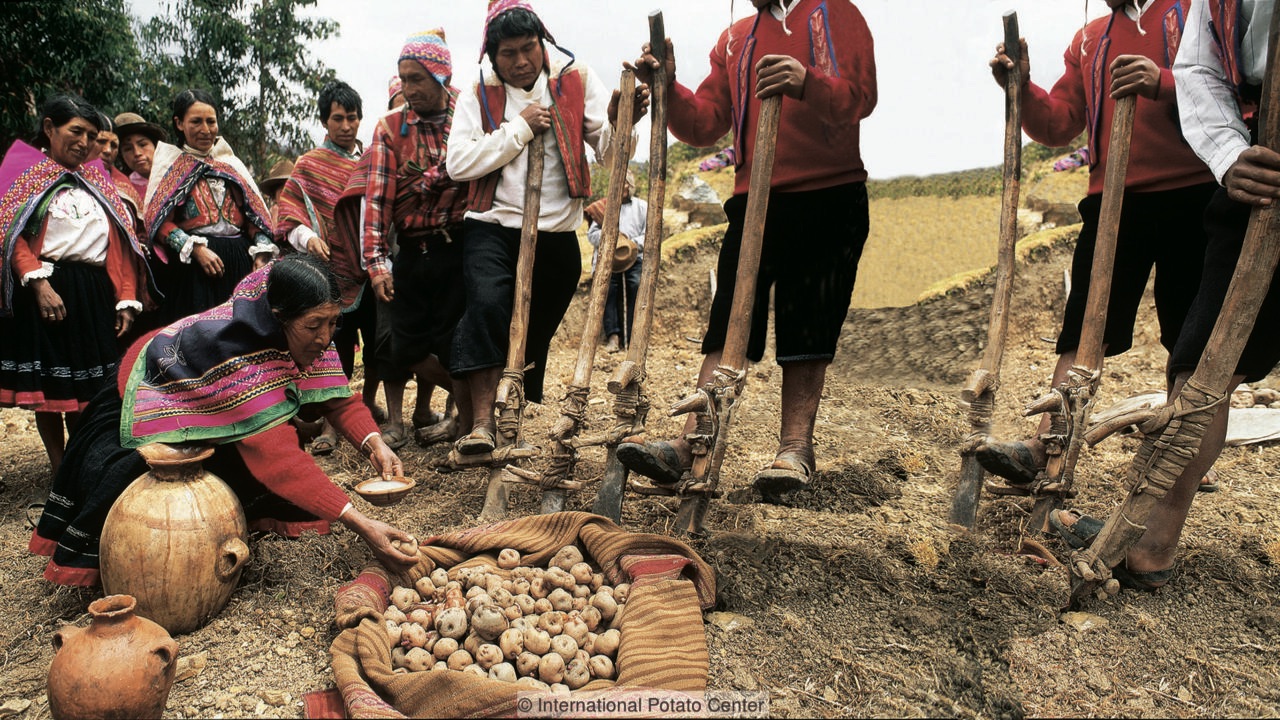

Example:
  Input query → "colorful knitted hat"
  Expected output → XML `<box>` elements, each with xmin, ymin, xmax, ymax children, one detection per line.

<box><xmin>479</xmin><ymin>0</ymin><xmax>556</xmax><ymax>61</ymax></box>
<box><xmin>387</xmin><ymin>75</ymin><xmax>403</xmax><ymax>101</ymax></box>
<box><xmin>399</xmin><ymin>28</ymin><xmax>452</xmax><ymax>87</ymax></box>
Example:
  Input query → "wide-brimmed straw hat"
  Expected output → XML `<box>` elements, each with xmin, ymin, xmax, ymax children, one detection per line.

<box><xmin>612</xmin><ymin>234</ymin><xmax>639</xmax><ymax>272</ymax></box>
<box><xmin>112</xmin><ymin>112</ymin><xmax>167</xmax><ymax>144</ymax></box>
<box><xmin>258</xmin><ymin>158</ymin><xmax>295</xmax><ymax>196</ymax></box>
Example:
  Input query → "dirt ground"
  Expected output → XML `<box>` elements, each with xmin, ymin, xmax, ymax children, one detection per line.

<box><xmin>2</xmin><ymin>215</ymin><xmax>1279</xmax><ymax>719</ymax></box>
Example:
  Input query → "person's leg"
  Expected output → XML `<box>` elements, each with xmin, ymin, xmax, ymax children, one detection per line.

<box><xmin>774</xmin><ymin>359</ymin><xmax>830</xmax><ymax>470</ymax></box>
<box><xmin>763</xmin><ymin>182</ymin><xmax>867</xmax><ymax>485</ymax></box>
<box><xmin>621</xmin><ymin>263</ymin><xmax>641</xmax><ymax>347</ymax></box>
<box><xmin>602</xmin><ymin>272</ymin><xmax>623</xmax><ymax>351</ymax></box>
<box><xmin>1058</xmin><ymin>186</ymin><xmax>1280</xmax><ymax>583</ymax></box>
<box><xmin>521</xmin><ymin>232</ymin><xmax>582</xmax><ymax>404</ymax></box>
<box><xmin>451</xmin><ymin>222</ymin><xmax>517</xmax><ymax>444</ymax></box>
<box><xmin>407</xmin><ymin>356</ymin><xmax>451</xmax><ymax>426</ymax></box>
<box><xmin>448</xmin><ymin>378</ymin><xmax>471</xmax><ymax>438</ymax></box>
<box><xmin>380</xmin><ymin>375</ymin><xmax>408</xmax><ymax>448</ymax></box>
<box><xmin>35</xmin><ymin>411</ymin><xmax>66</xmax><ymax>477</ymax></box>
<box><xmin>982</xmin><ymin>190</ymin><xmax>1156</xmax><ymax>483</ymax></box>
<box><xmin>1124</xmin><ymin>373</ymin><xmax>1241</xmax><ymax>573</ymax></box>
<box><xmin>467</xmin><ymin>366</ymin><xmax>502</xmax><ymax>437</ymax></box>
<box><xmin>370</xmin><ymin>296</ymin><xmax>409</xmax><ymax>448</ymax></box>
<box><xmin>411</xmin><ymin>383</ymin><xmax>438</xmax><ymax>426</ymax></box>
<box><xmin>618</xmin><ymin>194</ymin><xmax>752</xmax><ymax>483</ymax></box>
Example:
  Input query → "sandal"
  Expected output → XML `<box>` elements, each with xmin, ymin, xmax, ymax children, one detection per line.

<box><xmin>380</xmin><ymin>422</ymin><xmax>410</xmax><ymax>451</ymax></box>
<box><xmin>310</xmin><ymin>434</ymin><xmax>338</xmax><ymax>456</ymax></box>
<box><xmin>310</xmin><ymin>420</ymin><xmax>338</xmax><ymax>456</ymax></box>
<box><xmin>753</xmin><ymin>450</ymin><xmax>815</xmax><ymax>497</ymax></box>
<box><xmin>415</xmin><ymin>415</ymin><xmax>458</xmax><ymax>447</ymax></box>
<box><xmin>976</xmin><ymin>440</ymin><xmax>1043</xmax><ymax>485</ymax></box>
<box><xmin>412</xmin><ymin>409</ymin><xmax>445</xmax><ymax>430</ymax></box>
<box><xmin>1198</xmin><ymin>468</ymin><xmax>1219</xmax><ymax>493</ymax></box>
<box><xmin>25</xmin><ymin>502</ymin><xmax>44</xmax><ymax>530</ymax></box>
<box><xmin>617</xmin><ymin>440</ymin><xmax>688</xmax><ymax>485</ymax></box>
<box><xmin>455</xmin><ymin>426</ymin><xmax>496</xmax><ymax>456</ymax></box>
<box><xmin>1048</xmin><ymin>509</ymin><xmax>1105</xmax><ymax>550</ymax></box>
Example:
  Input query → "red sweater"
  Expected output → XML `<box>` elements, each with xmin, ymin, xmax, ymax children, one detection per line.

<box><xmin>668</xmin><ymin>0</ymin><xmax>877</xmax><ymax>195</ymax></box>
<box><xmin>117</xmin><ymin>333</ymin><xmax>373</xmax><ymax>521</ymax></box>
<box><xmin>1021</xmin><ymin>1</ymin><xmax>1213</xmax><ymax>195</ymax></box>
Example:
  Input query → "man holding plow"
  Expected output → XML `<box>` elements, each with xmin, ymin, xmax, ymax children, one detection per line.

<box><xmin>619</xmin><ymin>0</ymin><xmax>876</xmax><ymax>498</ymax></box>
<box><xmin>446</xmin><ymin>0</ymin><xmax>644</xmax><ymax>459</ymax></box>
<box><xmin>1056</xmin><ymin>0</ymin><xmax>1280</xmax><ymax>595</ymax></box>
<box><xmin>978</xmin><ymin>0</ymin><xmax>1219</xmax><ymax>504</ymax></box>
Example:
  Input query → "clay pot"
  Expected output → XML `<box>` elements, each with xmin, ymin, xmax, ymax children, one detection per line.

<box><xmin>47</xmin><ymin>594</ymin><xmax>178</xmax><ymax>719</ymax></box>
<box><xmin>100</xmin><ymin>443</ymin><xmax>250</xmax><ymax>634</ymax></box>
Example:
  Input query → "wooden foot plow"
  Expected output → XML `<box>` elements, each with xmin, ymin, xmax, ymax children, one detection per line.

<box><xmin>581</xmin><ymin>12</ymin><xmax>671</xmax><ymax>523</ymax></box>
<box><xmin>1068</xmin><ymin>5</ymin><xmax>1280</xmax><ymax>605</ymax></box>
<box><xmin>505</xmin><ymin>70</ymin><xmax>640</xmax><ymax>513</ymax></box>
<box><xmin>470</xmin><ymin>132</ymin><xmax>545</xmax><ymax>521</ymax></box>
<box><xmin>662</xmin><ymin>93</ymin><xmax>783</xmax><ymax>537</ymax></box>
<box><xmin>1022</xmin><ymin>93</ymin><xmax>1136</xmax><ymax>533</ymax></box>
<box><xmin>949</xmin><ymin>11</ymin><xmax>1023</xmax><ymax>530</ymax></box>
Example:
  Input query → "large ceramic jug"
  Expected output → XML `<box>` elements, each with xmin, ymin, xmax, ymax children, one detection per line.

<box><xmin>100</xmin><ymin>443</ymin><xmax>250</xmax><ymax>634</ymax></box>
<box><xmin>47</xmin><ymin>594</ymin><xmax>179</xmax><ymax>719</ymax></box>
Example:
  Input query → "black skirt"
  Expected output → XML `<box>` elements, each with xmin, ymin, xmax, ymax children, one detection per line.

<box><xmin>0</xmin><ymin>261</ymin><xmax>121</xmax><ymax>412</ymax></box>
<box><xmin>158</xmin><ymin>235</ymin><xmax>256</xmax><ymax>323</ymax></box>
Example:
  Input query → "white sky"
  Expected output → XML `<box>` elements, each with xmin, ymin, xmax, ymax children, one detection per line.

<box><xmin>132</xmin><ymin>0</ymin><xmax>1113</xmax><ymax>179</ymax></box>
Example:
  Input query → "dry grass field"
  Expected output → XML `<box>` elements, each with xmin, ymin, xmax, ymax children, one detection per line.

<box><xmin>853</xmin><ymin>194</ymin><xmax>1005</xmax><ymax>308</ymax></box>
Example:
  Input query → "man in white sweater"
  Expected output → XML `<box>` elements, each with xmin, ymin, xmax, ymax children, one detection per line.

<box><xmin>445</xmin><ymin>0</ymin><xmax>645</xmax><ymax>454</ymax></box>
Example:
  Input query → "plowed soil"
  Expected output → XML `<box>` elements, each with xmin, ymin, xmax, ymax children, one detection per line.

<box><xmin>1</xmin><ymin>184</ymin><xmax>1278</xmax><ymax>719</ymax></box>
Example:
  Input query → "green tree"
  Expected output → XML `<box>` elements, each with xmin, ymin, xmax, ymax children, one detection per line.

<box><xmin>135</xmin><ymin>0</ymin><xmax>337</xmax><ymax>174</ymax></box>
<box><xmin>0</xmin><ymin>1</ymin><xmax>144</xmax><ymax>148</ymax></box>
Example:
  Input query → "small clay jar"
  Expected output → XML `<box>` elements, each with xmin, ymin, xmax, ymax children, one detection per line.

<box><xmin>100</xmin><ymin>443</ymin><xmax>250</xmax><ymax>634</ymax></box>
<box><xmin>47</xmin><ymin>594</ymin><xmax>178</xmax><ymax>719</ymax></box>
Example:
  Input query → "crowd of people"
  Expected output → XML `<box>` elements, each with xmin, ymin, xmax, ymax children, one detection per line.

<box><xmin>0</xmin><ymin>0</ymin><xmax>1276</xmax><ymax>598</ymax></box>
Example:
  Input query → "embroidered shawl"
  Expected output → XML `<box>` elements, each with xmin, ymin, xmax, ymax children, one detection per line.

<box><xmin>119</xmin><ymin>263</ymin><xmax>350</xmax><ymax>447</ymax></box>
<box><xmin>0</xmin><ymin>141</ymin><xmax>146</xmax><ymax>315</ymax></box>
<box><xmin>111</xmin><ymin>165</ymin><xmax>144</xmax><ymax>225</ymax></box>
<box><xmin>142</xmin><ymin>139</ymin><xmax>272</xmax><ymax>247</ymax></box>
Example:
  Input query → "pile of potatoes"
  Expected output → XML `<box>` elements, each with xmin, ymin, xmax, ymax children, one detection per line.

<box><xmin>384</xmin><ymin>545</ymin><xmax>628</xmax><ymax>692</ymax></box>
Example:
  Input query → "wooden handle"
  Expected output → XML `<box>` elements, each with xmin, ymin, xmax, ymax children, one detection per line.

<box><xmin>570</xmin><ymin>69</ymin><xmax>637</xmax><ymax>386</ymax></box>
<box><xmin>1002</xmin><ymin>11</ymin><xmax>1020</xmax><ymax>67</ymax></box>
<box><xmin>649</xmin><ymin>10</ymin><xmax>666</xmax><ymax>63</ymax></box>
<box><xmin>720</xmin><ymin>94</ymin><xmax>782</xmax><ymax>367</ymax></box>
<box><xmin>1075</xmin><ymin>94</ymin><xmax>1136</xmax><ymax>367</ymax></box>
<box><xmin>626</xmin><ymin>11</ymin><xmax>671</xmax><ymax>370</ymax></box>
<box><xmin>507</xmin><ymin>133</ymin><xmax>545</xmax><ymax>371</ymax></box>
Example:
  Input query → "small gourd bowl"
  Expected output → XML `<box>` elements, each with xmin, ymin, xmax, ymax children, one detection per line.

<box><xmin>354</xmin><ymin>476</ymin><xmax>417</xmax><ymax>506</ymax></box>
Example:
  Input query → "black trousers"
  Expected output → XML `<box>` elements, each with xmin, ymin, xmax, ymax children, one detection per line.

<box><xmin>1168</xmin><ymin>187</ymin><xmax>1280</xmax><ymax>383</ymax></box>
<box><xmin>450</xmin><ymin>219</ymin><xmax>581</xmax><ymax>404</ymax></box>
<box><xmin>1056</xmin><ymin>182</ymin><xmax>1217</xmax><ymax>356</ymax></box>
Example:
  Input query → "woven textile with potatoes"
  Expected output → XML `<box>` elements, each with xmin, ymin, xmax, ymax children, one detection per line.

<box><xmin>326</xmin><ymin>512</ymin><xmax>715</xmax><ymax>718</ymax></box>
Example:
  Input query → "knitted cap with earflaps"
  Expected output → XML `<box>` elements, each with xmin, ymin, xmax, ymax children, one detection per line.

<box><xmin>399</xmin><ymin>28</ymin><xmax>452</xmax><ymax>88</ymax></box>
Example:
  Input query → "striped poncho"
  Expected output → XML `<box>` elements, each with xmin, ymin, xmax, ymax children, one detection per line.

<box><xmin>274</xmin><ymin>139</ymin><xmax>360</xmax><ymax>251</ymax></box>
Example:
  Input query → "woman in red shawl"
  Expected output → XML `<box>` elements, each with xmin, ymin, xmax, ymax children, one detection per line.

<box><xmin>0</xmin><ymin>94</ymin><xmax>149</xmax><ymax>478</ymax></box>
